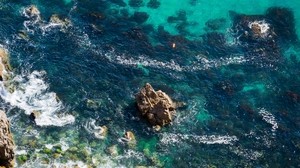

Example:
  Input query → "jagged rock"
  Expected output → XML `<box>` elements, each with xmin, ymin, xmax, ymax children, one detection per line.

<box><xmin>24</xmin><ymin>5</ymin><xmax>41</xmax><ymax>20</ymax></box>
<box><xmin>49</xmin><ymin>14</ymin><xmax>72</xmax><ymax>29</ymax></box>
<box><xmin>123</xmin><ymin>131</ymin><xmax>136</xmax><ymax>148</ymax></box>
<box><xmin>0</xmin><ymin>48</ymin><xmax>11</xmax><ymax>81</ymax></box>
<box><xmin>0</xmin><ymin>110</ymin><xmax>15</xmax><ymax>168</ymax></box>
<box><xmin>136</xmin><ymin>83</ymin><xmax>176</xmax><ymax>127</ymax></box>
<box><xmin>94</xmin><ymin>125</ymin><xmax>107</xmax><ymax>139</ymax></box>
<box><xmin>29</xmin><ymin>110</ymin><xmax>41</xmax><ymax>121</ymax></box>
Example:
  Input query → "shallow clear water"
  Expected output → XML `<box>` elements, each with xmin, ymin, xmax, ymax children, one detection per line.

<box><xmin>0</xmin><ymin>0</ymin><xmax>300</xmax><ymax>167</ymax></box>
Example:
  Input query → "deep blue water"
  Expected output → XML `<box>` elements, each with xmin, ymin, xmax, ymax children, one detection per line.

<box><xmin>0</xmin><ymin>0</ymin><xmax>300</xmax><ymax>167</ymax></box>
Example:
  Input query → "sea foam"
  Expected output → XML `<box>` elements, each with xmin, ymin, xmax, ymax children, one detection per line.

<box><xmin>160</xmin><ymin>133</ymin><xmax>238</xmax><ymax>145</ymax></box>
<box><xmin>0</xmin><ymin>70</ymin><xmax>75</xmax><ymax>126</ymax></box>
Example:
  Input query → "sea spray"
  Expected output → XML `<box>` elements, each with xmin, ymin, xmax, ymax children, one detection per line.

<box><xmin>0</xmin><ymin>70</ymin><xmax>75</xmax><ymax>126</ymax></box>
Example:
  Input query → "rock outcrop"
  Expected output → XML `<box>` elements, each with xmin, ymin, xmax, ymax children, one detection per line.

<box><xmin>0</xmin><ymin>110</ymin><xmax>15</xmax><ymax>168</ymax></box>
<box><xmin>0</xmin><ymin>48</ymin><xmax>11</xmax><ymax>81</ymax></box>
<box><xmin>136</xmin><ymin>83</ymin><xmax>176</xmax><ymax>127</ymax></box>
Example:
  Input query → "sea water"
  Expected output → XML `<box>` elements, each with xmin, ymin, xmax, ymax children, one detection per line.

<box><xmin>0</xmin><ymin>0</ymin><xmax>299</xmax><ymax>167</ymax></box>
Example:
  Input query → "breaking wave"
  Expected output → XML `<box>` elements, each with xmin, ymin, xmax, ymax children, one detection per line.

<box><xmin>0</xmin><ymin>70</ymin><xmax>75</xmax><ymax>126</ymax></box>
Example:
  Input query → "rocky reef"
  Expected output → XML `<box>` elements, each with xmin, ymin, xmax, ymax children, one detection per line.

<box><xmin>136</xmin><ymin>83</ymin><xmax>176</xmax><ymax>128</ymax></box>
<box><xmin>0</xmin><ymin>110</ymin><xmax>15</xmax><ymax>168</ymax></box>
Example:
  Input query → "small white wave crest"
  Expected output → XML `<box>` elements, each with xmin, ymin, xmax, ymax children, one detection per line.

<box><xmin>160</xmin><ymin>133</ymin><xmax>238</xmax><ymax>145</ymax></box>
<box><xmin>0</xmin><ymin>70</ymin><xmax>75</xmax><ymax>126</ymax></box>
<box><xmin>84</xmin><ymin>118</ymin><xmax>107</xmax><ymax>139</ymax></box>
<box><xmin>258</xmin><ymin>108</ymin><xmax>278</xmax><ymax>132</ymax></box>
<box><xmin>104</xmin><ymin>51</ymin><xmax>247</xmax><ymax>72</ymax></box>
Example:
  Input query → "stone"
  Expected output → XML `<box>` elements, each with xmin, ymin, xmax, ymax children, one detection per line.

<box><xmin>124</xmin><ymin>131</ymin><xmax>136</xmax><ymax>148</ymax></box>
<box><xmin>94</xmin><ymin>125</ymin><xmax>107</xmax><ymax>139</ymax></box>
<box><xmin>136</xmin><ymin>83</ymin><xmax>176</xmax><ymax>127</ymax></box>
<box><xmin>49</xmin><ymin>14</ymin><xmax>72</xmax><ymax>29</ymax></box>
<box><xmin>29</xmin><ymin>110</ymin><xmax>41</xmax><ymax>121</ymax></box>
<box><xmin>0</xmin><ymin>110</ymin><xmax>15</xmax><ymax>168</ymax></box>
<box><xmin>0</xmin><ymin>48</ymin><xmax>11</xmax><ymax>81</ymax></box>
<box><xmin>24</xmin><ymin>5</ymin><xmax>41</xmax><ymax>20</ymax></box>
<box><xmin>106</xmin><ymin>145</ymin><xmax>118</xmax><ymax>157</ymax></box>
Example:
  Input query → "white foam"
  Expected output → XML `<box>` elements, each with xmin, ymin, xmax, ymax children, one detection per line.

<box><xmin>258</xmin><ymin>108</ymin><xmax>278</xmax><ymax>131</ymax></box>
<box><xmin>0</xmin><ymin>70</ymin><xmax>75</xmax><ymax>127</ymax></box>
<box><xmin>230</xmin><ymin>146</ymin><xmax>263</xmax><ymax>160</ymax></box>
<box><xmin>84</xmin><ymin>118</ymin><xmax>106</xmax><ymax>139</ymax></box>
<box><xmin>21</xmin><ymin>6</ymin><xmax>72</xmax><ymax>35</ymax></box>
<box><xmin>160</xmin><ymin>133</ymin><xmax>238</xmax><ymax>145</ymax></box>
<box><xmin>53</xmin><ymin>161</ymin><xmax>88</xmax><ymax>168</ymax></box>
<box><xmin>104</xmin><ymin>50</ymin><xmax>247</xmax><ymax>72</ymax></box>
<box><xmin>248</xmin><ymin>20</ymin><xmax>270</xmax><ymax>38</ymax></box>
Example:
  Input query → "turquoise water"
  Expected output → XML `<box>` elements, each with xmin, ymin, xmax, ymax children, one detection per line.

<box><xmin>0</xmin><ymin>0</ymin><xmax>299</xmax><ymax>167</ymax></box>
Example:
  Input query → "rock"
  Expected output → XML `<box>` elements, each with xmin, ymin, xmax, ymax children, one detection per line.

<box><xmin>24</xmin><ymin>5</ymin><xmax>41</xmax><ymax>20</ymax></box>
<box><xmin>0</xmin><ymin>48</ymin><xmax>11</xmax><ymax>81</ymax></box>
<box><xmin>94</xmin><ymin>125</ymin><xmax>107</xmax><ymax>139</ymax></box>
<box><xmin>49</xmin><ymin>14</ymin><xmax>72</xmax><ymax>29</ymax></box>
<box><xmin>106</xmin><ymin>145</ymin><xmax>118</xmax><ymax>157</ymax></box>
<box><xmin>29</xmin><ymin>110</ymin><xmax>41</xmax><ymax>121</ymax></box>
<box><xmin>123</xmin><ymin>131</ymin><xmax>136</xmax><ymax>148</ymax></box>
<box><xmin>136</xmin><ymin>83</ymin><xmax>176</xmax><ymax>127</ymax></box>
<box><xmin>0</xmin><ymin>110</ymin><xmax>15</xmax><ymax>168</ymax></box>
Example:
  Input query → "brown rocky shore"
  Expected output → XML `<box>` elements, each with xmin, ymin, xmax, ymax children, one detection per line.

<box><xmin>0</xmin><ymin>110</ymin><xmax>15</xmax><ymax>168</ymax></box>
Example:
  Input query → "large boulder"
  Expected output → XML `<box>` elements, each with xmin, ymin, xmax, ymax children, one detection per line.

<box><xmin>136</xmin><ymin>83</ymin><xmax>176</xmax><ymax>127</ymax></box>
<box><xmin>0</xmin><ymin>110</ymin><xmax>15</xmax><ymax>168</ymax></box>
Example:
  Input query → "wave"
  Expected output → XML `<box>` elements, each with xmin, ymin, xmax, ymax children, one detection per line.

<box><xmin>258</xmin><ymin>108</ymin><xmax>278</xmax><ymax>132</ymax></box>
<box><xmin>160</xmin><ymin>133</ymin><xmax>238</xmax><ymax>145</ymax></box>
<box><xmin>104</xmin><ymin>50</ymin><xmax>247</xmax><ymax>72</ymax></box>
<box><xmin>22</xmin><ymin>5</ymin><xmax>72</xmax><ymax>35</ymax></box>
<box><xmin>0</xmin><ymin>70</ymin><xmax>75</xmax><ymax>126</ymax></box>
<box><xmin>84</xmin><ymin>118</ymin><xmax>107</xmax><ymax>139</ymax></box>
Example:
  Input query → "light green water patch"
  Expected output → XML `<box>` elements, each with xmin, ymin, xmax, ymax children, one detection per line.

<box><xmin>284</xmin><ymin>45</ymin><xmax>300</xmax><ymax>62</ymax></box>
<box><xmin>115</xmin><ymin>0</ymin><xmax>300</xmax><ymax>41</ymax></box>
<box><xmin>196</xmin><ymin>110</ymin><xmax>212</xmax><ymax>123</ymax></box>
<box><xmin>242</xmin><ymin>82</ymin><xmax>266</xmax><ymax>94</ymax></box>
<box><xmin>171</xmin><ymin>83</ymin><xmax>194</xmax><ymax>94</ymax></box>
<box><xmin>137</xmin><ymin>63</ymin><xmax>150</xmax><ymax>76</ymax></box>
<box><xmin>191</xmin><ymin>96</ymin><xmax>213</xmax><ymax>123</ymax></box>
<box><xmin>63</xmin><ymin>0</ymin><xmax>72</xmax><ymax>5</ymax></box>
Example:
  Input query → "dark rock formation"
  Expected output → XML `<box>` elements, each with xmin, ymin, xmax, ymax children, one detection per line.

<box><xmin>147</xmin><ymin>0</ymin><xmax>160</xmax><ymax>9</ymax></box>
<box><xmin>29</xmin><ymin>110</ymin><xmax>41</xmax><ymax>121</ymax></box>
<box><xmin>129</xmin><ymin>0</ymin><xmax>144</xmax><ymax>7</ymax></box>
<box><xmin>136</xmin><ymin>83</ymin><xmax>176</xmax><ymax>127</ymax></box>
<box><xmin>0</xmin><ymin>110</ymin><xmax>14</xmax><ymax>168</ymax></box>
<box><xmin>130</xmin><ymin>12</ymin><xmax>149</xmax><ymax>24</ymax></box>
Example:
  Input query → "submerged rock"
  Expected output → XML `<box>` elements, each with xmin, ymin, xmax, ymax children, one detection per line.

<box><xmin>129</xmin><ymin>0</ymin><xmax>144</xmax><ymax>7</ymax></box>
<box><xmin>106</xmin><ymin>145</ymin><xmax>118</xmax><ymax>157</ymax></box>
<box><xmin>136</xmin><ymin>83</ymin><xmax>176</xmax><ymax>127</ymax></box>
<box><xmin>0</xmin><ymin>110</ymin><xmax>15</xmax><ymax>168</ymax></box>
<box><xmin>147</xmin><ymin>0</ymin><xmax>160</xmax><ymax>9</ymax></box>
